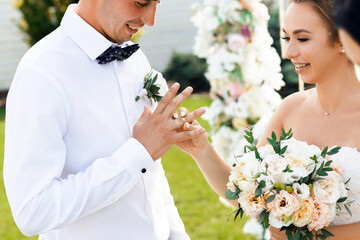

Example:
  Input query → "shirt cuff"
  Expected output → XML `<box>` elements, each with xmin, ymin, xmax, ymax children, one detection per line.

<box><xmin>111</xmin><ymin>138</ymin><xmax>154</xmax><ymax>176</ymax></box>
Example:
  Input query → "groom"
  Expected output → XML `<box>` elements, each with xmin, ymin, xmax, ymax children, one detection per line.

<box><xmin>3</xmin><ymin>0</ymin><xmax>204</xmax><ymax>239</ymax></box>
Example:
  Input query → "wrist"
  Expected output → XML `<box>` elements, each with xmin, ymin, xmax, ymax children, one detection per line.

<box><xmin>191</xmin><ymin>139</ymin><xmax>213</xmax><ymax>161</ymax></box>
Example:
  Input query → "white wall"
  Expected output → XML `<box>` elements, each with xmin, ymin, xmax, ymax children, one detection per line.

<box><xmin>139</xmin><ymin>0</ymin><xmax>201</xmax><ymax>72</ymax></box>
<box><xmin>0</xmin><ymin>0</ymin><xmax>28</xmax><ymax>91</ymax></box>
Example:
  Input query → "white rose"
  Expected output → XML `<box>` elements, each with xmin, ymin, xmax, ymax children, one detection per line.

<box><xmin>243</xmin><ymin>156</ymin><xmax>260</xmax><ymax>180</ymax></box>
<box><xmin>256</xmin><ymin>174</ymin><xmax>275</xmax><ymax>194</ymax></box>
<box><xmin>260</xmin><ymin>154</ymin><xmax>287</xmax><ymax>183</ymax></box>
<box><xmin>269</xmin><ymin>213</ymin><xmax>293</xmax><ymax>228</ymax></box>
<box><xmin>292</xmin><ymin>197</ymin><xmax>314</xmax><ymax>227</ymax></box>
<box><xmin>293</xmin><ymin>183</ymin><xmax>310</xmax><ymax>199</ymax></box>
<box><xmin>151</xmin><ymin>70</ymin><xmax>168</xmax><ymax>97</ymax></box>
<box><xmin>313</xmin><ymin>171</ymin><xmax>343</xmax><ymax>204</ymax></box>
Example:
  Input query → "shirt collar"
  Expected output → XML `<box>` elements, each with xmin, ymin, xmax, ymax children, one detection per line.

<box><xmin>60</xmin><ymin>4</ymin><xmax>130</xmax><ymax>61</ymax></box>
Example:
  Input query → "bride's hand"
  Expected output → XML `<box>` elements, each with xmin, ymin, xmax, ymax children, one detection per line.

<box><xmin>269</xmin><ymin>226</ymin><xmax>288</xmax><ymax>240</ymax></box>
<box><xmin>175</xmin><ymin>107</ymin><xmax>210</xmax><ymax>158</ymax></box>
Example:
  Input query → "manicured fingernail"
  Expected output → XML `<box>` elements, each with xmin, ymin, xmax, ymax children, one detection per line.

<box><xmin>180</xmin><ymin>111</ymin><xmax>186</xmax><ymax>117</ymax></box>
<box><xmin>184</xmin><ymin>87</ymin><xmax>192</xmax><ymax>93</ymax></box>
<box><xmin>171</xmin><ymin>82</ymin><xmax>180</xmax><ymax>89</ymax></box>
<box><xmin>201</xmin><ymin>128</ymin><xmax>205</xmax><ymax>133</ymax></box>
<box><xmin>173</xmin><ymin>113</ymin><xmax>178</xmax><ymax>119</ymax></box>
<box><xmin>185</xmin><ymin>122</ymin><xmax>190</xmax><ymax>128</ymax></box>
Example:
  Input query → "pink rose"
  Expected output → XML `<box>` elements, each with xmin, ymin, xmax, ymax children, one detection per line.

<box><xmin>308</xmin><ymin>196</ymin><xmax>331</xmax><ymax>231</ymax></box>
<box><xmin>266</xmin><ymin>190</ymin><xmax>300</xmax><ymax>218</ymax></box>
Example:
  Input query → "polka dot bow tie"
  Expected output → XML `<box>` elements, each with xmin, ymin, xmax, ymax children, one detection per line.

<box><xmin>96</xmin><ymin>44</ymin><xmax>140</xmax><ymax>64</ymax></box>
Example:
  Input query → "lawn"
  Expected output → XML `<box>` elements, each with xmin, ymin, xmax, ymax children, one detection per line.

<box><xmin>0</xmin><ymin>96</ymin><xmax>255</xmax><ymax>240</ymax></box>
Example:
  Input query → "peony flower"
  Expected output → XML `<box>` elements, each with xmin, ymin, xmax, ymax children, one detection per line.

<box><xmin>292</xmin><ymin>197</ymin><xmax>314</xmax><ymax>227</ymax></box>
<box><xmin>308</xmin><ymin>196</ymin><xmax>331</xmax><ymax>231</ymax></box>
<box><xmin>260</xmin><ymin>154</ymin><xmax>287</xmax><ymax>183</ymax></box>
<box><xmin>266</xmin><ymin>190</ymin><xmax>300</xmax><ymax>218</ymax></box>
<box><xmin>313</xmin><ymin>171</ymin><xmax>344</xmax><ymax>204</ymax></box>
<box><xmin>256</xmin><ymin>174</ymin><xmax>275</xmax><ymax>194</ymax></box>
<box><xmin>239</xmin><ymin>191</ymin><xmax>266</xmax><ymax>217</ymax></box>
<box><xmin>292</xmin><ymin>183</ymin><xmax>310</xmax><ymax>199</ymax></box>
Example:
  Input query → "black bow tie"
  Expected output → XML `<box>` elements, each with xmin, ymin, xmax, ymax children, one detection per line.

<box><xmin>96</xmin><ymin>44</ymin><xmax>140</xmax><ymax>64</ymax></box>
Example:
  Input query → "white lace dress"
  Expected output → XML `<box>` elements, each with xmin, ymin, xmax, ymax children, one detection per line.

<box><xmin>331</xmin><ymin>147</ymin><xmax>360</xmax><ymax>225</ymax></box>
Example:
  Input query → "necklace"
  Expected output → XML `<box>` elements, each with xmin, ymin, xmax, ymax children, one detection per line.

<box><xmin>324</xmin><ymin>111</ymin><xmax>330</xmax><ymax>116</ymax></box>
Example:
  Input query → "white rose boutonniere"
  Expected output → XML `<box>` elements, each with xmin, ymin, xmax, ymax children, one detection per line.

<box><xmin>136</xmin><ymin>69</ymin><xmax>168</xmax><ymax>104</ymax></box>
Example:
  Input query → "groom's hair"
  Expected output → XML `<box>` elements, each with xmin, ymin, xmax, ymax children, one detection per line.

<box><xmin>333</xmin><ymin>0</ymin><xmax>360</xmax><ymax>45</ymax></box>
<box><xmin>290</xmin><ymin>0</ymin><xmax>339</xmax><ymax>43</ymax></box>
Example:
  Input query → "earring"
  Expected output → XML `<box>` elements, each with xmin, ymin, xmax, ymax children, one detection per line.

<box><xmin>341</xmin><ymin>49</ymin><xmax>346</xmax><ymax>53</ymax></box>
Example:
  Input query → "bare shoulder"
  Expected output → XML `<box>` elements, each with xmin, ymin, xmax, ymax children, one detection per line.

<box><xmin>275</xmin><ymin>89</ymin><xmax>313</xmax><ymax>116</ymax></box>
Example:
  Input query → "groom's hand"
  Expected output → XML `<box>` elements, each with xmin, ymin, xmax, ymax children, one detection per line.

<box><xmin>132</xmin><ymin>83</ymin><xmax>205</xmax><ymax>161</ymax></box>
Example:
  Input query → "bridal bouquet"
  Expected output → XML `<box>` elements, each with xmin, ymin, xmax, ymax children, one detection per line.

<box><xmin>226</xmin><ymin>128</ymin><xmax>353</xmax><ymax>240</ymax></box>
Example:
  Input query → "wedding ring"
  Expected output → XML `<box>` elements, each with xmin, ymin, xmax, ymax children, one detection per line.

<box><xmin>172</xmin><ymin>112</ymin><xmax>179</xmax><ymax>120</ymax></box>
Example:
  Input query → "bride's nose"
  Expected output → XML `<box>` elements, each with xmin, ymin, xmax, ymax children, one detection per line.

<box><xmin>285</xmin><ymin>40</ymin><xmax>299</xmax><ymax>60</ymax></box>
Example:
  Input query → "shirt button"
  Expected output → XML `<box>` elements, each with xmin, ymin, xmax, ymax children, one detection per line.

<box><xmin>141</xmin><ymin>168</ymin><xmax>146</xmax><ymax>173</ymax></box>
<box><xmin>110</xmin><ymin>197</ymin><xmax>116</xmax><ymax>202</ymax></box>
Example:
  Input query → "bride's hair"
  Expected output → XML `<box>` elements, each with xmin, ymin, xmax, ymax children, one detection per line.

<box><xmin>333</xmin><ymin>0</ymin><xmax>360</xmax><ymax>45</ymax></box>
<box><xmin>290</xmin><ymin>0</ymin><xmax>339</xmax><ymax>43</ymax></box>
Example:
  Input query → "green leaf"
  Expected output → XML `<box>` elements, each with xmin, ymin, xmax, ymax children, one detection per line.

<box><xmin>255</xmin><ymin>149</ymin><xmax>261</xmax><ymax>160</ymax></box>
<box><xmin>286</xmin><ymin>229</ymin><xmax>293</xmax><ymax>240</ymax></box>
<box><xmin>345</xmin><ymin>204</ymin><xmax>352</xmax><ymax>216</ymax></box>
<box><xmin>259</xmin><ymin>180</ymin><xmax>266</xmax><ymax>188</ymax></box>
<box><xmin>259</xmin><ymin>209</ymin><xmax>267</xmax><ymax>222</ymax></box>
<box><xmin>267</xmin><ymin>138</ymin><xmax>276</xmax><ymax>148</ymax></box>
<box><xmin>280</xmin><ymin>145</ymin><xmax>288</xmax><ymax>155</ymax></box>
<box><xmin>266</xmin><ymin>194</ymin><xmax>275</xmax><ymax>204</ymax></box>
<box><xmin>225</xmin><ymin>189</ymin><xmax>239</xmax><ymax>200</ymax></box>
<box><xmin>345</xmin><ymin>177</ymin><xmax>351</xmax><ymax>185</ymax></box>
<box><xmin>322</xmin><ymin>167</ymin><xmax>334</xmax><ymax>172</ymax></box>
<box><xmin>244</xmin><ymin>135</ymin><xmax>252</xmax><ymax>144</ymax></box>
<box><xmin>337</xmin><ymin>197</ymin><xmax>347</xmax><ymax>203</ymax></box>
<box><xmin>272</xmin><ymin>131</ymin><xmax>277</xmax><ymax>141</ymax></box>
<box><xmin>255</xmin><ymin>185</ymin><xmax>262</xmax><ymax>198</ymax></box>
<box><xmin>325</xmin><ymin>160</ymin><xmax>332</xmax><ymax>167</ymax></box>
<box><xmin>317</xmin><ymin>171</ymin><xmax>328</xmax><ymax>176</ymax></box>
<box><xmin>312</xmin><ymin>177</ymin><xmax>326</xmax><ymax>182</ymax></box>
<box><xmin>293</xmin><ymin>232</ymin><xmax>301</xmax><ymax>240</ymax></box>
<box><xmin>321</xmin><ymin>229</ymin><xmax>334</xmax><ymax>237</ymax></box>
<box><xmin>321</xmin><ymin>146</ymin><xmax>328</xmax><ymax>157</ymax></box>
<box><xmin>328</xmin><ymin>147</ymin><xmax>341</xmax><ymax>155</ymax></box>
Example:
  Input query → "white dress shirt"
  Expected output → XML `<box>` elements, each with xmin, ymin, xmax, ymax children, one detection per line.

<box><xmin>3</xmin><ymin>4</ymin><xmax>190</xmax><ymax>240</ymax></box>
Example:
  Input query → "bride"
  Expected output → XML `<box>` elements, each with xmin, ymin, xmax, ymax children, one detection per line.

<box><xmin>176</xmin><ymin>0</ymin><xmax>360</xmax><ymax>239</ymax></box>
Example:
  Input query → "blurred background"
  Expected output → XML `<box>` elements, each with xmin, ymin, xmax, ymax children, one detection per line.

<box><xmin>0</xmin><ymin>0</ymin><xmax>295</xmax><ymax>239</ymax></box>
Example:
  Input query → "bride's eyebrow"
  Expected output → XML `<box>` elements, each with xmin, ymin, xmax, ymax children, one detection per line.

<box><xmin>282</xmin><ymin>28</ymin><xmax>312</xmax><ymax>34</ymax></box>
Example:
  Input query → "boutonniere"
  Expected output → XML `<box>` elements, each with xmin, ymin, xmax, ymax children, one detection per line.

<box><xmin>136</xmin><ymin>69</ymin><xmax>168</xmax><ymax>104</ymax></box>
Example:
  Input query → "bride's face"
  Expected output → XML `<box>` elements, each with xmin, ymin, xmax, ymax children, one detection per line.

<box><xmin>283</xmin><ymin>2</ymin><xmax>343</xmax><ymax>84</ymax></box>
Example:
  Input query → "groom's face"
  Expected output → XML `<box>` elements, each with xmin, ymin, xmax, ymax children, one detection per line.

<box><xmin>95</xmin><ymin>0</ymin><xmax>159</xmax><ymax>43</ymax></box>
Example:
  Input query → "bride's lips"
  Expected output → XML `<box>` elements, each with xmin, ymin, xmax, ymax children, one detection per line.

<box><xmin>293</xmin><ymin>63</ymin><xmax>310</xmax><ymax>74</ymax></box>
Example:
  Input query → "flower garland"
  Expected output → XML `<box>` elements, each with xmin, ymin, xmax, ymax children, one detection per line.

<box><xmin>191</xmin><ymin>0</ymin><xmax>285</xmax><ymax>164</ymax></box>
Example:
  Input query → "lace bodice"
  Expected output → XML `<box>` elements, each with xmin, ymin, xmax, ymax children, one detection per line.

<box><xmin>331</xmin><ymin>147</ymin><xmax>360</xmax><ymax>225</ymax></box>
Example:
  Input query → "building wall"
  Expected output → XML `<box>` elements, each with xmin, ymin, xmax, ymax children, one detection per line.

<box><xmin>0</xmin><ymin>0</ymin><xmax>28</xmax><ymax>91</ymax></box>
<box><xmin>139</xmin><ymin>0</ymin><xmax>201</xmax><ymax>72</ymax></box>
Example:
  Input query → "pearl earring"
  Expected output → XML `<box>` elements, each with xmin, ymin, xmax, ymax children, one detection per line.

<box><xmin>341</xmin><ymin>49</ymin><xmax>346</xmax><ymax>53</ymax></box>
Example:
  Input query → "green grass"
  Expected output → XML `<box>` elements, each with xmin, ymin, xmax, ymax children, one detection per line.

<box><xmin>0</xmin><ymin>96</ymin><xmax>254</xmax><ymax>240</ymax></box>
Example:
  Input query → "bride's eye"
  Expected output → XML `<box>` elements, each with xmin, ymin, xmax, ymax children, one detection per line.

<box><xmin>298</xmin><ymin>38</ymin><xmax>309</xmax><ymax>42</ymax></box>
<box><xmin>281</xmin><ymin>36</ymin><xmax>290</xmax><ymax>42</ymax></box>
